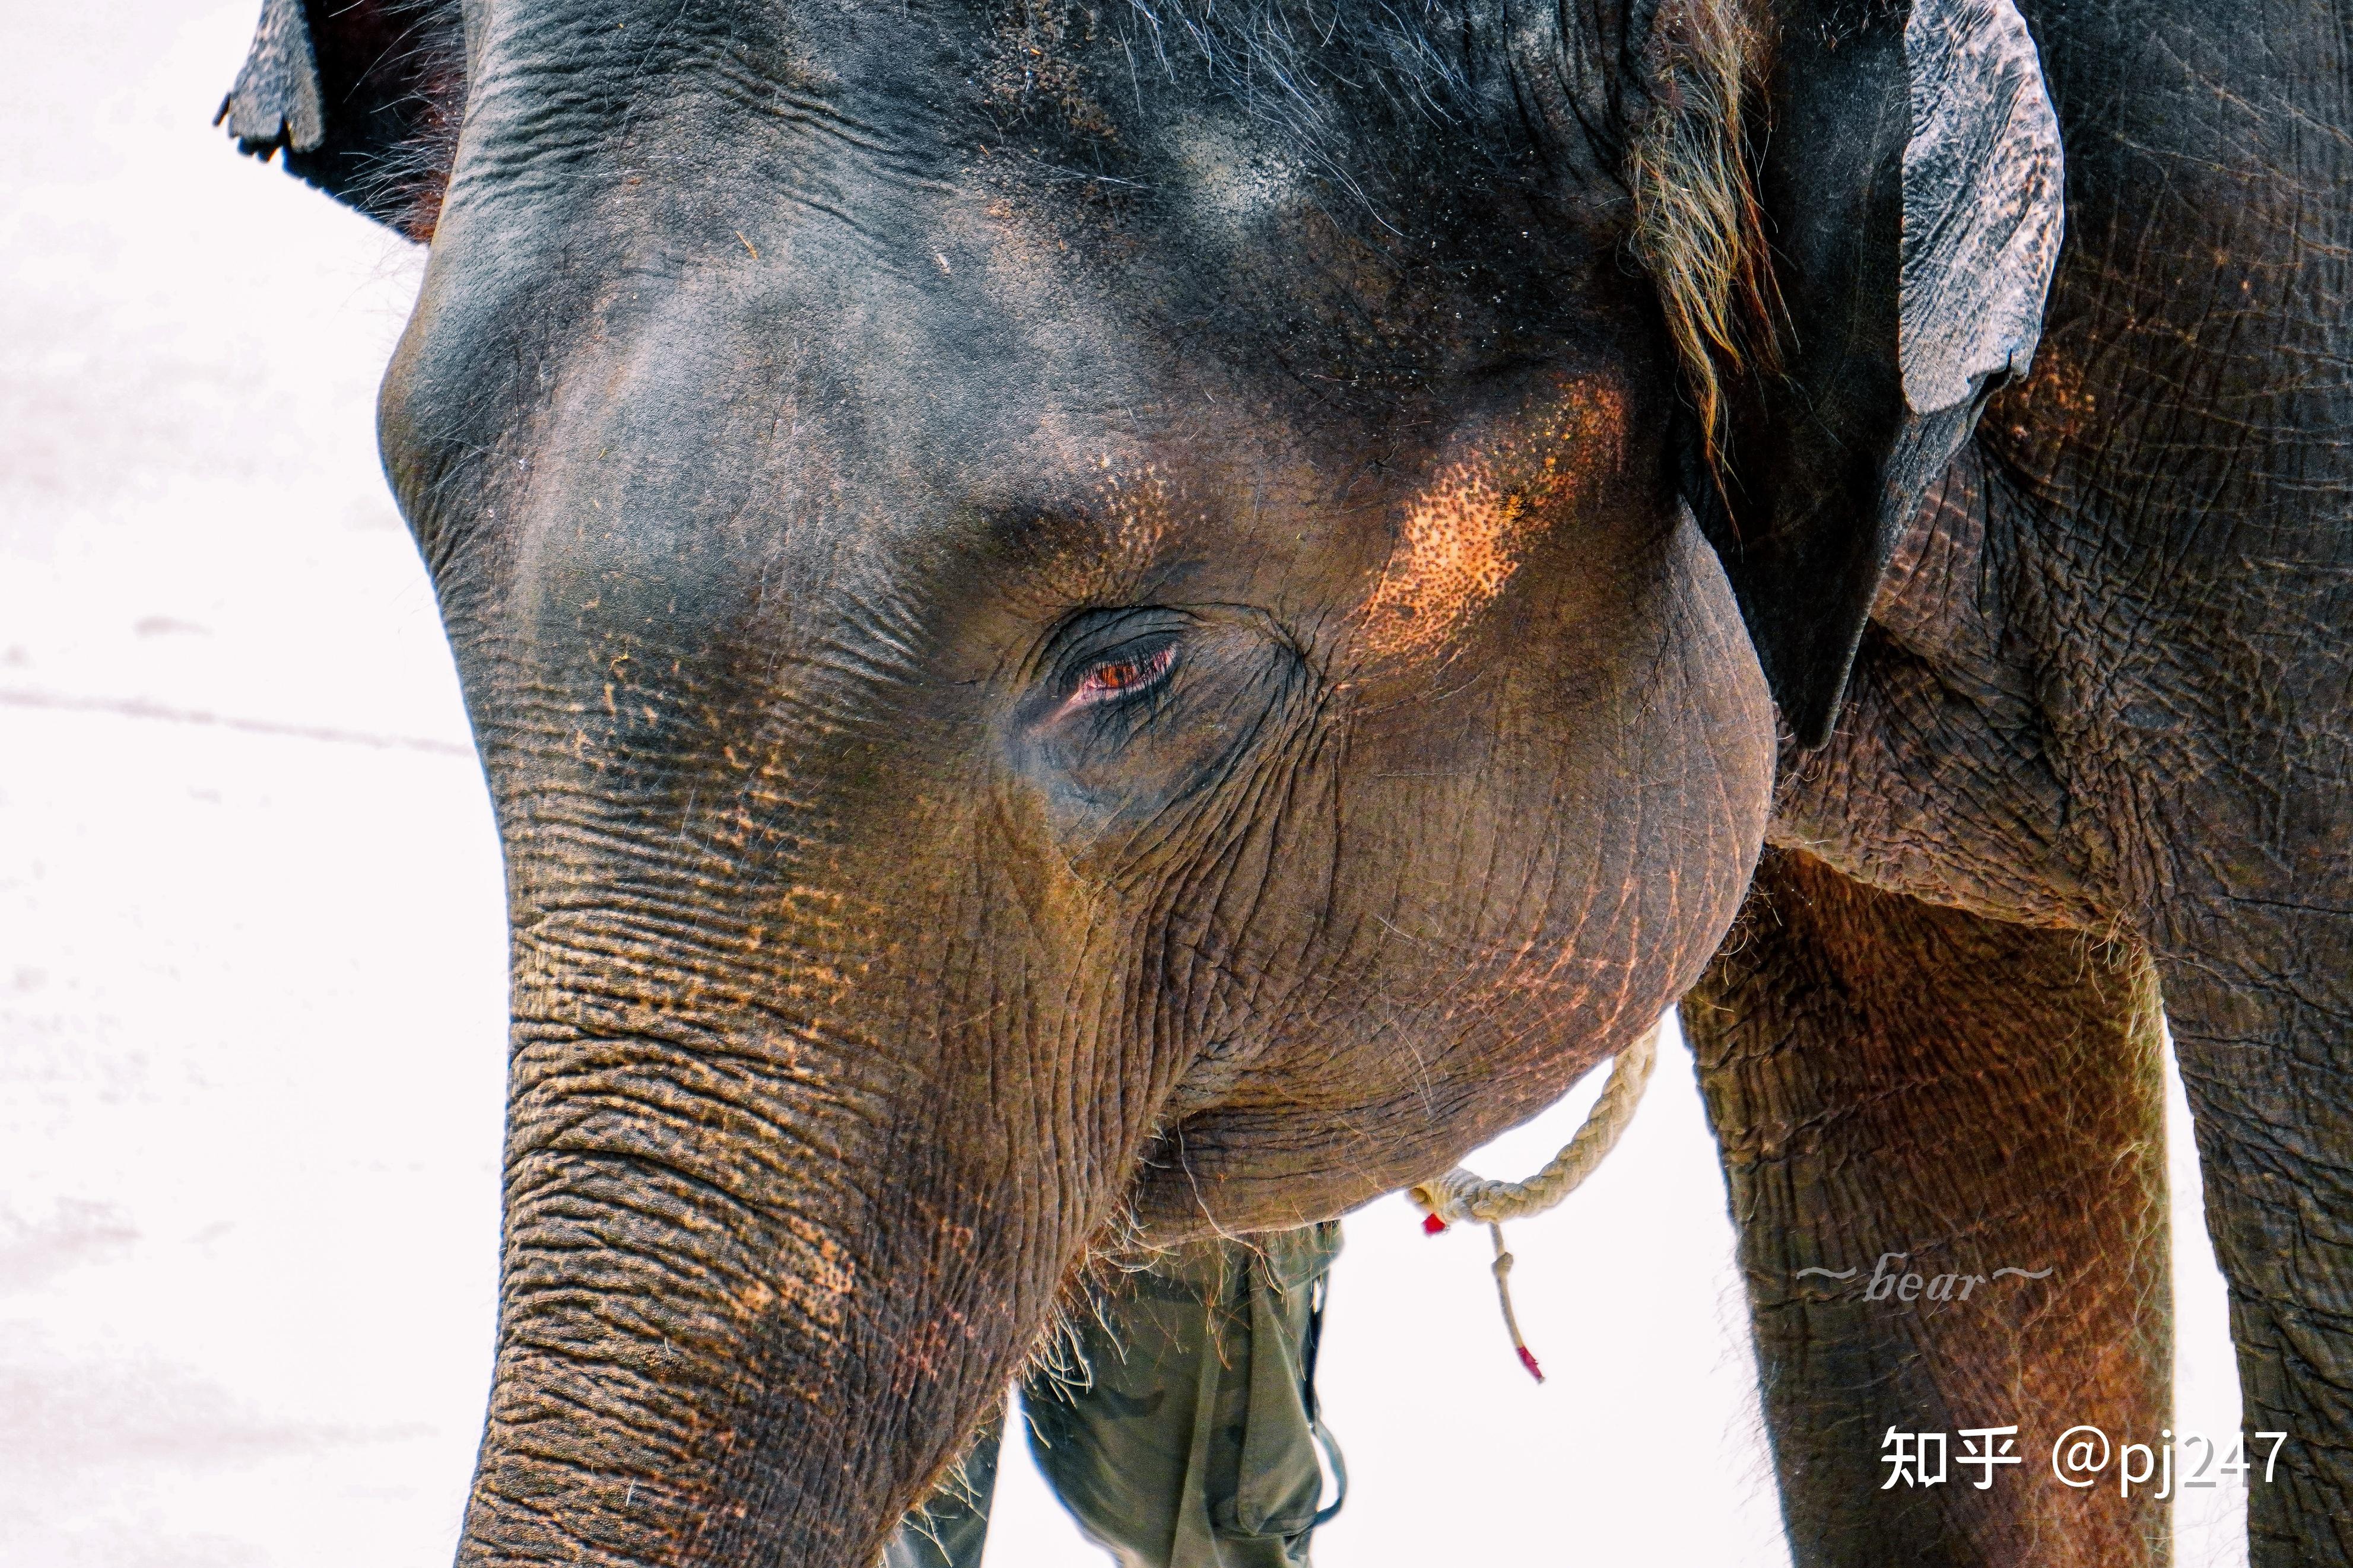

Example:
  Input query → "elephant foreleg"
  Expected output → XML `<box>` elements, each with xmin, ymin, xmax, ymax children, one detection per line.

<box><xmin>1685</xmin><ymin>848</ymin><xmax>2170</xmax><ymax>1567</ymax></box>
<box><xmin>2160</xmin><ymin>908</ymin><xmax>2353</xmax><ymax>1565</ymax></box>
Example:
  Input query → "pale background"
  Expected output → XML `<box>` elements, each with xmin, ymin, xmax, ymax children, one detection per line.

<box><xmin>0</xmin><ymin>4</ymin><xmax>2253</xmax><ymax>1564</ymax></box>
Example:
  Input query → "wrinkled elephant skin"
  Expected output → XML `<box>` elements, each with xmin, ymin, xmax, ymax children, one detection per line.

<box><xmin>214</xmin><ymin>0</ymin><xmax>2353</xmax><ymax>1564</ymax></box>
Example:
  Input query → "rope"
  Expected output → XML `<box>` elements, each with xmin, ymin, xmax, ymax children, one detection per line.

<box><xmin>1405</xmin><ymin>1020</ymin><xmax>1662</xmax><ymax>1381</ymax></box>
<box><xmin>1407</xmin><ymin>1020</ymin><xmax>1660</xmax><ymax>1226</ymax></box>
<box><xmin>1487</xmin><ymin>1224</ymin><xmax>1541</xmax><ymax>1382</ymax></box>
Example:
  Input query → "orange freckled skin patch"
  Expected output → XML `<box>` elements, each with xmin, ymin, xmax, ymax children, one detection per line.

<box><xmin>1360</xmin><ymin>382</ymin><xmax>1629</xmax><ymax>661</ymax></box>
<box><xmin>1007</xmin><ymin>454</ymin><xmax>1190</xmax><ymax>605</ymax></box>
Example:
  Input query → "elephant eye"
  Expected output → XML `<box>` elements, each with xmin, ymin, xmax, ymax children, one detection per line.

<box><xmin>1012</xmin><ymin>608</ymin><xmax>1299</xmax><ymax>850</ymax></box>
<box><xmin>1064</xmin><ymin>640</ymin><xmax>1178</xmax><ymax>714</ymax></box>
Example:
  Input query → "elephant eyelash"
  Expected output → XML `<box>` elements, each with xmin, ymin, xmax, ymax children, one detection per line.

<box><xmin>1063</xmin><ymin>641</ymin><xmax>1179</xmax><ymax>715</ymax></box>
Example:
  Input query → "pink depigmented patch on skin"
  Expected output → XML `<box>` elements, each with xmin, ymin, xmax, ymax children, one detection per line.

<box><xmin>1359</xmin><ymin>381</ymin><xmax>1628</xmax><ymax>661</ymax></box>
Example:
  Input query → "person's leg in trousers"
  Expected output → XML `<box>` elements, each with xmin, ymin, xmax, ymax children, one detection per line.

<box><xmin>877</xmin><ymin>1223</ymin><xmax>1344</xmax><ymax>1568</ymax></box>
<box><xmin>1025</xmin><ymin>1222</ymin><xmax>1345</xmax><ymax>1568</ymax></box>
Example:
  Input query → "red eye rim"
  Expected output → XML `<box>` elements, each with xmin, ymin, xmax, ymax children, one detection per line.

<box><xmin>1062</xmin><ymin>641</ymin><xmax>1179</xmax><ymax>714</ymax></box>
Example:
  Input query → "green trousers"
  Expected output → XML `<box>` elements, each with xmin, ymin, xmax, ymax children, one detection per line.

<box><xmin>882</xmin><ymin>1223</ymin><xmax>1345</xmax><ymax>1568</ymax></box>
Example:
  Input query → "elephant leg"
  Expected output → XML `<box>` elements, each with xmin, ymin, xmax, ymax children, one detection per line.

<box><xmin>2160</xmin><ymin>914</ymin><xmax>2353</xmax><ymax>1564</ymax></box>
<box><xmin>1685</xmin><ymin>848</ymin><xmax>2170</xmax><ymax>1567</ymax></box>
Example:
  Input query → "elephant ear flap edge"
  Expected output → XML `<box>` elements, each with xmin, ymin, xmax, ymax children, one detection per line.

<box><xmin>1688</xmin><ymin>0</ymin><xmax>2064</xmax><ymax>748</ymax></box>
<box><xmin>216</xmin><ymin>0</ymin><xmax>466</xmax><ymax>242</ymax></box>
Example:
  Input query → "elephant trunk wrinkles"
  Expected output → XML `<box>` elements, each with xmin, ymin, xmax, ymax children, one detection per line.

<box><xmin>456</xmin><ymin>884</ymin><xmax>1088</xmax><ymax>1568</ymax></box>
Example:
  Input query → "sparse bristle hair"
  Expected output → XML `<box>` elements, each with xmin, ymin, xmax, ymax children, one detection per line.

<box><xmin>1627</xmin><ymin>0</ymin><xmax>1783</xmax><ymax>471</ymax></box>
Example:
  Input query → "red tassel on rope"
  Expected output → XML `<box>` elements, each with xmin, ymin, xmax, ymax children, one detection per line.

<box><xmin>1412</xmin><ymin>1208</ymin><xmax>1545</xmax><ymax>1380</ymax></box>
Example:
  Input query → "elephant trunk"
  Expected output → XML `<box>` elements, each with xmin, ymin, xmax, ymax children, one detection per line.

<box><xmin>453</xmin><ymin>890</ymin><xmax>1091</xmax><ymax>1568</ymax></box>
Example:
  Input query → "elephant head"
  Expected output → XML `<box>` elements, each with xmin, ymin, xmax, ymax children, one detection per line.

<box><xmin>221</xmin><ymin>0</ymin><xmax>2059</xmax><ymax>1561</ymax></box>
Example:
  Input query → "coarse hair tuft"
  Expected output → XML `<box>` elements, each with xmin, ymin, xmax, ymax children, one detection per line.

<box><xmin>1625</xmin><ymin>0</ymin><xmax>1783</xmax><ymax>469</ymax></box>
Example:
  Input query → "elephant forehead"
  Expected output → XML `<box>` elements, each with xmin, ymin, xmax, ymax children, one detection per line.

<box><xmin>1358</xmin><ymin>379</ymin><xmax>1629</xmax><ymax>661</ymax></box>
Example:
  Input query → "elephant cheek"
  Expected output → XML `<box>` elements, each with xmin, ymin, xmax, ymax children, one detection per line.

<box><xmin>1601</xmin><ymin>502</ymin><xmax>1779</xmax><ymax>989</ymax></box>
<box><xmin>1380</xmin><ymin>500</ymin><xmax>1773</xmax><ymax>1016</ymax></box>
<box><xmin>1145</xmin><ymin>510</ymin><xmax>1776</xmax><ymax>1233</ymax></box>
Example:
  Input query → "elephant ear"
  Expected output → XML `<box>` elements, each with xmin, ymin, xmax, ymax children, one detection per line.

<box><xmin>215</xmin><ymin>0</ymin><xmax>466</xmax><ymax>241</ymax></box>
<box><xmin>1676</xmin><ymin>0</ymin><xmax>2063</xmax><ymax>746</ymax></box>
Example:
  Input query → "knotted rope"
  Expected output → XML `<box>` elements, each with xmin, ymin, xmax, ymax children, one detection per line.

<box><xmin>1405</xmin><ymin>1020</ymin><xmax>1661</xmax><ymax>1381</ymax></box>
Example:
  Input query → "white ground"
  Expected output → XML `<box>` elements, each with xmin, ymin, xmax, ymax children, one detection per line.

<box><xmin>0</xmin><ymin>5</ymin><xmax>2253</xmax><ymax>1564</ymax></box>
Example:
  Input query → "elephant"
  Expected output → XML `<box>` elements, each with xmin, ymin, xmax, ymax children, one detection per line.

<box><xmin>216</xmin><ymin>0</ymin><xmax>2351</xmax><ymax>1563</ymax></box>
